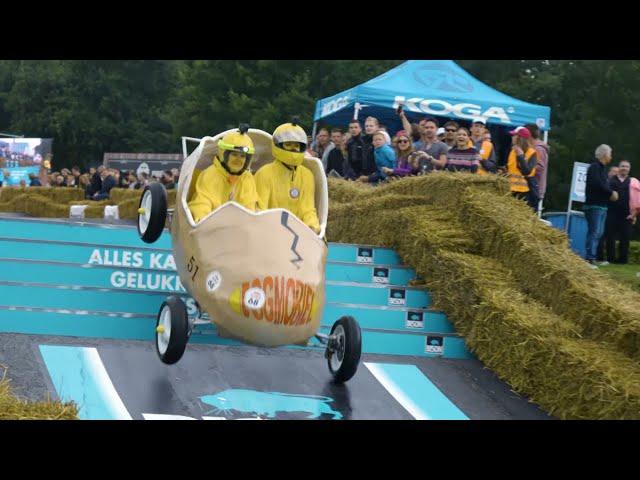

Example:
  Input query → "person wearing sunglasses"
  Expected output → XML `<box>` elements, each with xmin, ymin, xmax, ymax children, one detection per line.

<box><xmin>442</xmin><ymin>121</ymin><xmax>459</xmax><ymax>150</ymax></box>
<box><xmin>382</xmin><ymin>131</ymin><xmax>416</xmax><ymax>177</ymax></box>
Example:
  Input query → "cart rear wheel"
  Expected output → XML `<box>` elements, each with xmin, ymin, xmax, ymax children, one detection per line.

<box><xmin>327</xmin><ymin>316</ymin><xmax>362</xmax><ymax>383</ymax></box>
<box><xmin>156</xmin><ymin>296</ymin><xmax>189</xmax><ymax>365</ymax></box>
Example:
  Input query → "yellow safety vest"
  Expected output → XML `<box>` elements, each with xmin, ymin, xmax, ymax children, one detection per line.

<box><xmin>507</xmin><ymin>148</ymin><xmax>536</xmax><ymax>193</ymax></box>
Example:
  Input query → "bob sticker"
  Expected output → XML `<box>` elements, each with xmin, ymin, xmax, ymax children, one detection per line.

<box><xmin>244</xmin><ymin>287</ymin><xmax>266</xmax><ymax>310</ymax></box>
<box><xmin>206</xmin><ymin>271</ymin><xmax>222</xmax><ymax>292</ymax></box>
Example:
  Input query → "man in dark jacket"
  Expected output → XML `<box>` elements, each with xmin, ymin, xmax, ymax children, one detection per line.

<box><xmin>28</xmin><ymin>172</ymin><xmax>42</xmax><ymax>186</ymax></box>
<box><xmin>344</xmin><ymin>120</ymin><xmax>376</xmax><ymax>180</ymax></box>
<box><xmin>584</xmin><ymin>144</ymin><xmax>618</xmax><ymax>266</ymax></box>
<box><xmin>92</xmin><ymin>168</ymin><xmax>116</xmax><ymax>200</ymax></box>
<box><xmin>86</xmin><ymin>165</ymin><xmax>104</xmax><ymax>199</ymax></box>
<box><xmin>606</xmin><ymin>160</ymin><xmax>634</xmax><ymax>264</ymax></box>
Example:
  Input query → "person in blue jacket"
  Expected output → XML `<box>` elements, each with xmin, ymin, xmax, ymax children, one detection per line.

<box><xmin>357</xmin><ymin>131</ymin><xmax>396</xmax><ymax>184</ymax></box>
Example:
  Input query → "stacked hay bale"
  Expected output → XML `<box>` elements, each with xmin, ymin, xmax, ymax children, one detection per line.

<box><xmin>0</xmin><ymin>186</ymin><xmax>176</xmax><ymax>219</ymax></box>
<box><xmin>0</xmin><ymin>370</ymin><xmax>78</xmax><ymax>420</ymax></box>
<box><xmin>327</xmin><ymin>173</ymin><xmax>640</xmax><ymax>419</ymax></box>
<box><xmin>460</xmin><ymin>189</ymin><xmax>640</xmax><ymax>360</ymax></box>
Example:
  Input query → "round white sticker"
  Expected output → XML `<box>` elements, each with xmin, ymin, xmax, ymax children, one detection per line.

<box><xmin>244</xmin><ymin>287</ymin><xmax>266</xmax><ymax>310</ymax></box>
<box><xmin>205</xmin><ymin>271</ymin><xmax>222</xmax><ymax>292</ymax></box>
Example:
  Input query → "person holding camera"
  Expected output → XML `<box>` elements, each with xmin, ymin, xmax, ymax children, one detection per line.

<box><xmin>397</xmin><ymin>106</ymin><xmax>447</xmax><ymax>172</ymax></box>
<box><xmin>584</xmin><ymin>144</ymin><xmax>618</xmax><ymax>267</ymax></box>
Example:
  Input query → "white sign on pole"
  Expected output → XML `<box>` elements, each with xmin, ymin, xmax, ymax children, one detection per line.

<box><xmin>565</xmin><ymin>161</ymin><xmax>591</xmax><ymax>233</ymax></box>
<box><xmin>570</xmin><ymin>162</ymin><xmax>590</xmax><ymax>203</ymax></box>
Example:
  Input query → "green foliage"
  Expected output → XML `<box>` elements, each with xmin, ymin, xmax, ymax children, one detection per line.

<box><xmin>2</xmin><ymin>59</ymin><xmax>640</xmax><ymax>214</ymax></box>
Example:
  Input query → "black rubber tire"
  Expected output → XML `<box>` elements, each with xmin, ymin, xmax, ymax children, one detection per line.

<box><xmin>327</xmin><ymin>316</ymin><xmax>362</xmax><ymax>383</ymax></box>
<box><xmin>138</xmin><ymin>182</ymin><xmax>167</xmax><ymax>244</ymax></box>
<box><xmin>156</xmin><ymin>296</ymin><xmax>189</xmax><ymax>365</ymax></box>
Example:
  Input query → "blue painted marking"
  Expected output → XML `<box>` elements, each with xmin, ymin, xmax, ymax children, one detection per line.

<box><xmin>199</xmin><ymin>389</ymin><xmax>342</xmax><ymax>419</ymax></box>
<box><xmin>39</xmin><ymin>345</ymin><xmax>118</xmax><ymax>420</ymax></box>
<box><xmin>368</xmin><ymin>363</ymin><xmax>468</xmax><ymax>420</ymax></box>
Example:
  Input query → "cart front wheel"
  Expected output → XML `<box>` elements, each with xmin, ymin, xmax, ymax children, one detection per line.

<box><xmin>138</xmin><ymin>182</ymin><xmax>167</xmax><ymax>244</ymax></box>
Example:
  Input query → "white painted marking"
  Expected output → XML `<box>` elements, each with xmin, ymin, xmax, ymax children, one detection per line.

<box><xmin>84</xmin><ymin>348</ymin><xmax>132</xmax><ymax>420</ymax></box>
<box><xmin>142</xmin><ymin>413</ymin><xmax>196</xmax><ymax>420</ymax></box>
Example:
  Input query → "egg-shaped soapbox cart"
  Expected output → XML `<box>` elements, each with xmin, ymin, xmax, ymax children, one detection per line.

<box><xmin>136</xmin><ymin>128</ymin><xmax>361</xmax><ymax>383</ymax></box>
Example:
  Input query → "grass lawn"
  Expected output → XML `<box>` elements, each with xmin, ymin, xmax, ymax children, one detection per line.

<box><xmin>597</xmin><ymin>263</ymin><xmax>640</xmax><ymax>292</ymax></box>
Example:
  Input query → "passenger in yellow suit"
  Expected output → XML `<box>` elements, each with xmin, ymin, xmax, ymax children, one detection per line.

<box><xmin>188</xmin><ymin>125</ymin><xmax>260</xmax><ymax>222</ymax></box>
<box><xmin>255</xmin><ymin>120</ymin><xmax>320</xmax><ymax>234</ymax></box>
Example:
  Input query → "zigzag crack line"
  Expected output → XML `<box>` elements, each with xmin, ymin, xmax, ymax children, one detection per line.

<box><xmin>280</xmin><ymin>212</ymin><xmax>303</xmax><ymax>269</ymax></box>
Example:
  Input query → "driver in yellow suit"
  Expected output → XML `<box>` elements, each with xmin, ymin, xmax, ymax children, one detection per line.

<box><xmin>188</xmin><ymin>125</ymin><xmax>261</xmax><ymax>222</ymax></box>
<box><xmin>254</xmin><ymin>120</ymin><xmax>321</xmax><ymax>234</ymax></box>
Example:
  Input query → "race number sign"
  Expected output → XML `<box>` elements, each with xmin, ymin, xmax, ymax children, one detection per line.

<box><xmin>388</xmin><ymin>288</ymin><xmax>406</xmax><ymax>306</ymax></box>
<box><xmin>425</xmin><ymin>336</ymin><xmax>444</xmax><ymax>354</ymax></box>
<box><xmin>405</xmin><ymin>311</ymin><xmax>424</xmax><ymax>330</ymax></box>
<box><xmin>357</xmin><ymin>247</ymin><xmax>373</xmax><ymax>264</ymax></box>
<box><xmin>372</xmin><ymin>267</ymin><xmax>389</xmax><ymax>284</ymax></box>
<box><xmin>570</xmin><ymin>162</ymin><xmax>590</xmax><ymax>203</ymax></box>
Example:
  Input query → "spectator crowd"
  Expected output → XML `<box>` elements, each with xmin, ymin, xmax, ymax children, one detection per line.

<box><xmin>0</xmin><ymin>163</ymin><xmax>180</xmax><ymax>201</ymax></box>
<box><xmin>307</xmin><ymin>110</ymin><xmax>550</xmax><ymax>214</ymax></box>
<box><xmin>2</xmin><ymin>114</ymin><xmax>638</xmax><ymax>270</ymax></box>
<box><xmin>585</xmin><ymin>146</ymin><xmax>640</xmax><ymax>267</ymax></box>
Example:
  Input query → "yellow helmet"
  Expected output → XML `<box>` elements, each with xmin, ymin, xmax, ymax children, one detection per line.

<box><xmin>217</xmin><ymin>124</ymin><xmax>255</xmax><ymax>175</ymax></box>
<box><xmin>272</xmin><ymin>119</ymin><xmax>307</xmax><ymax>167</ymax></box>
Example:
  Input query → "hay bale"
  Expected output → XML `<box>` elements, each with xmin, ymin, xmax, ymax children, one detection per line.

<box><xmin>0</xmin><ymin>187</ymin><xmax>84</xmax><ymax>204</ymax></box>
<box><xmin>0</xmin><ymin>371</ymin><xmax>77</xmax><ymax>420</ymax></box>
<box><xmin>23</xmin><ymin>194</ymin><xmax>69</xmax><ymax>218</ymax></box>
<box><xmin>423</xmin><ymin>251</ymin><xmax>640</xmax><ymax>419</ymax></box>
<box><xmin>116</xmin><ymin>198</ymin><xmax>141</xmax><ymax>219</ymax></box>
<box><xmin>110</xmin><ymin>188</ymin><xmax>142</xmax><ymax>204</ymax></box>
<box><xmin>328</xmin><ymin>173</ymin><xmax>510</xmax><ymax>209</ymax></box>
<box><xmin>326</xmin><ymin>177</ymin><xmax>640</xmax><ymax>418</ymax></box>
<box><xmin>460</xmin><ymin>188</ymin><xmax>640</xmax><ymax>359</ymax></box>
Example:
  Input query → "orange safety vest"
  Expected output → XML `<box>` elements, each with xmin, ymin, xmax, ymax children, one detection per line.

<box><xmin>467</xmin><ymin>139</ymin><xmax>494</xmax><ymax>175</ymax></box>
<box><xmin>507</xmin><ymin>148</ymin><xmax>536</xmax><ymax>193</ymax></box>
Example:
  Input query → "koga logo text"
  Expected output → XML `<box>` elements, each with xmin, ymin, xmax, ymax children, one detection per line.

<box><xmin>393</xmin><ymin>96</ymin><xmax>511</xmax><ymax>124</ymax></box>
<box><xmin>321</xmin><ymin>96</ymin><xmax>350</xmax><ymax>116</ymax></box>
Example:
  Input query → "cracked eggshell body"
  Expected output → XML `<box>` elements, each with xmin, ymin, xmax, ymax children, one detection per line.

<box><xmin>171</xmin><ymin>130</ymin><xmax>328</xmax><ymax>347</ymax></box>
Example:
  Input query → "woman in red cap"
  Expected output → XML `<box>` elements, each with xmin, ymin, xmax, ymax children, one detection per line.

<box><xmin>507</xmin><ymin>126</ymin><xmax>538</xmax><ymax>210</ymax></box>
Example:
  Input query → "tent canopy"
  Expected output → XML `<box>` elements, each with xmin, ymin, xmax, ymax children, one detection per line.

<box><xmin>313</xmin><ymin>60</ymin><xmax>551</xmax><ymax>133</ymax></box>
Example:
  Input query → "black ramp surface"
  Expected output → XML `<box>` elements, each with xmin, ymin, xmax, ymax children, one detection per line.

<box><xmin>0</xmin><ymin>333</ymin><xmax>552</xmax><ymax>420</ymax></box>
<box><xmin>99</xmin><ymin>345</ymin><xmax>413</xmax><ymax>420</ymax></box>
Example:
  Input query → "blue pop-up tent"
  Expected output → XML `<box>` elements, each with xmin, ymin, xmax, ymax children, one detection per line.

<box><xmin>313</xmin><ymin>60</ymin><xmax>551</xmax><ymax>138</ymax></box>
